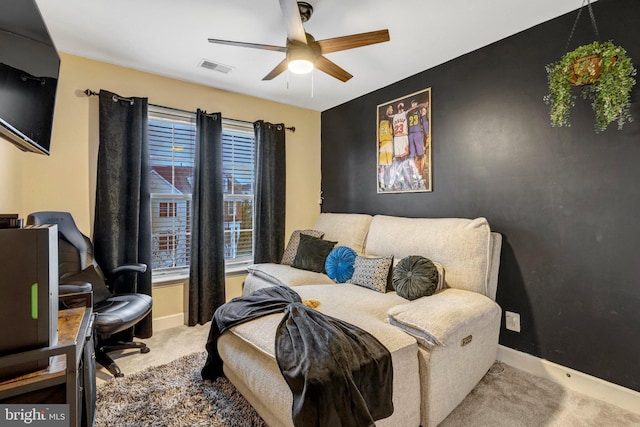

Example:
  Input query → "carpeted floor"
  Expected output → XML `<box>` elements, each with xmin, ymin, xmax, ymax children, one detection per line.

<box><xmin>96</xmin><ymin>351</ymin><xmax>265</xmax><ymax>427</ymax></box>
<box><xmin>439</xmin><ymin>363</ymin><xmax>640</xmax><ymax>427</ymax></box>
<box><xmin>95</xmin><ymin>324</ymin><xmax>640</xmax><ymax>427</ymax></box>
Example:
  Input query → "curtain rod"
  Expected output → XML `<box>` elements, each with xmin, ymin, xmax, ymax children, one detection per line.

<box><xmin>83</xmin><ymin>89</ymin><xmax>296</xmax><ymax>132</ymax></box>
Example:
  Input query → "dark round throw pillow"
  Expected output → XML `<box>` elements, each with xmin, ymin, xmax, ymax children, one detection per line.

<box><xmin>393</xmin><ymin>255</ymin><xmax>439</xmax><ymax>300</ymax></box>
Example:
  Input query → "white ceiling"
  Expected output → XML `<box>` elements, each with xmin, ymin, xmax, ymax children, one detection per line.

<box><xmin>35</xmin><ymin>0</ymin><xmax>588</xmax><ymax>112</ymax></box>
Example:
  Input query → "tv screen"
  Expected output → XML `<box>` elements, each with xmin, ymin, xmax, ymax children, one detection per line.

<box><xmin>0</xmin><ymin>0</ymin><xmax>60</xmax><ymax>155</ymax></box>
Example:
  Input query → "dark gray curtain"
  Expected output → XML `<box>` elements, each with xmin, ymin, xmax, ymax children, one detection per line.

<box><xmin>253</xmin><ymin>121</ymin><xmax>286</xmax><ymax>263</ymax></box>
<box><xmin>94</xmin><ymin>89</ymin><xmax>152</xmax><ymax>338</ymax></box>
<box><xmin>189</xmin><ymin>110</ymin><xmax>225</xmax><ymax>326</ymax></box>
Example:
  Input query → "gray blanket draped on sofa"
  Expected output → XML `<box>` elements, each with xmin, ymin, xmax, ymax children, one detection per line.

<box><xmin>201</xmin><ymin>286</ymin><xmax>394</xmax><ymax>427</ymax></box>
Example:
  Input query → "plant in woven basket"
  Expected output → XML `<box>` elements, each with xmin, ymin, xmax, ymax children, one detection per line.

<box><xmin>543</xmin><ymin>41</ymin><xmax>636</xmax><ymax>132</ymax></box>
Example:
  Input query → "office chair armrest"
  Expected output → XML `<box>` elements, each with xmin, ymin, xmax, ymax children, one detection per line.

<box><xmin>59</xmin><ymin>290</ymin><xmax>93</xmax><ymax>309</ymax></box>
<box><xmin>107</xmin><ymin>263</ymin><xmax>147</xmax><ymax>283</ymax></box>
<box><xmin>110</xmin><ymin>263</ymin><xmax>148</xmax><ymax>279</ymax></box>
<box><xmin>59</xmin><ymin>280</ymin><xmax>93</xmax><ymax>294</ymax></box>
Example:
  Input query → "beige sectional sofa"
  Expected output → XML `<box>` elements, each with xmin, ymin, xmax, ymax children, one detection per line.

<box><xmin>218</xmin><ymin>213</ymin><xmax>502</xmax><ymax>426</ymax></box>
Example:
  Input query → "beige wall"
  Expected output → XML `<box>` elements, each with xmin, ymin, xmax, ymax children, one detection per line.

<box><xmin>0</xmin><ymin>53</ymin><xmax>322</xmax><ymax>324</ymax></box>
<box><xmin>0</xmin><ymin>140</ymin><xmax>24</xmax><ymax>211</ymax></box>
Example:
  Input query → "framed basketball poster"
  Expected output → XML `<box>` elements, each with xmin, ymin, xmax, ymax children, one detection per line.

<box><xmin>377</xmin><ymin>87</ymin><xmax>431</xmax><ymax>193</ymax></box>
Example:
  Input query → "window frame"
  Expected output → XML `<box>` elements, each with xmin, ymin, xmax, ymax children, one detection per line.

<box><xmin>148</xmin><ymin>106</ymin><xmax>255</xmax><ymax>282</ymax></box>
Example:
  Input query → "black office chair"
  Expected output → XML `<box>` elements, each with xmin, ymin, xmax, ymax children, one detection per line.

<box><xmin>27</xmin><ymin>211</ymin><xmax>153</xmax><ymax>378</ymax></box>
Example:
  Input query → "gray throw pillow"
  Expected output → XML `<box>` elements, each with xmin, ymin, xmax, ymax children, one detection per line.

<box><xmin>393</xmin><ymin>255</ymin><xmax>440</xmax><ymax>300</ymax></box>
<box><xmin>346</xmin><ymin>255</ymin><xmax>394</xmax><ymax>293</ymax></box>
<box><xmin>281</xmin><ymin>229</ymin><xmax>325</xmax><ymax>265</ymax></box>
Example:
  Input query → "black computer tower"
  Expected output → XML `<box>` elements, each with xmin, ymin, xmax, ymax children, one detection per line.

<box><xmin>0</xmin><ymin>225</ymin><xmax>59</xmax><ymax>379</ymax></box>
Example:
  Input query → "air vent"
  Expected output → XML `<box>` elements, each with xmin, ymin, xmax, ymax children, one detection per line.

<box><xmin>199</xmin><ymin>59</ymin><xmax>234</xmax><ymax>74</ymax></box>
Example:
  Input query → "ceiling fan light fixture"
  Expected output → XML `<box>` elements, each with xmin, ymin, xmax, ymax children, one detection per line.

<box><xmin>288</xmin><ymin>58</ymin><xmax>314</xmax><ymax>74</ymax></box>
<box><xmin>287</xmin><ymin>45</ymin><xmax>316</xmax><ymax>74</ymax></box>
<box><xmin>208</xmin><ymin>1</ymin><xmax>390</xmax><ymax>83</ymax></box>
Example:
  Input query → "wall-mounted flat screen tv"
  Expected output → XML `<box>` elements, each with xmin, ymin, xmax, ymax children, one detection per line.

<box><xmin>0</xmin><ymin>0</ymin><xmax>60</xmax><ymax>155</ymax></box>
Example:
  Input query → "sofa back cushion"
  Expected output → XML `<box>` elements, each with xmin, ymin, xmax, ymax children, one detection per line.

<box><xmin>365</xmin><ymin>215</ymin><xmax>494</xmax><ymax>296</ymax></box>
<box><xmin>313</xmin><ymin>213</ymin><xmax>373</xmax><ymax>255</ymax></box>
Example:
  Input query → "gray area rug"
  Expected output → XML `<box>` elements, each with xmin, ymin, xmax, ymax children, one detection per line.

<box><xmin>95</xmin><ymin>351</ymin><xmax>266</xmax><ymax>427</ymax></box>
<box><xmin>96</xmin><ymin>350</ymin><xmax>640</xmax><ymax>427</ymax></box>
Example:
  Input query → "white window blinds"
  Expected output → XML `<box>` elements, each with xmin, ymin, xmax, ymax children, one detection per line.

<box><xmin>148</xmin><ymin>106</ymin><xmax>255</xmax><ymax>277</ymax></box>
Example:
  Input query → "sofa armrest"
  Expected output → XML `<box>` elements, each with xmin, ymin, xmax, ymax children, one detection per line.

<box><xmin>387</xmin><ymin>288</ymin><xmax>501</xmax><ymax>348</ymax></box>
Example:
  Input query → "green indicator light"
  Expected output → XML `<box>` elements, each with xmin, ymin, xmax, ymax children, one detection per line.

<box><xmin>31</xmin><ymin>283</ymin><xmax>38</xmax><ymax>319</ymax></box>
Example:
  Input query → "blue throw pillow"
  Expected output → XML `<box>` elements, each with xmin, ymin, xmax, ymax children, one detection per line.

<box><xmin>325</xmin><ymin>246</ymin><xmax>357</xmax><ymax>283</ymax></box>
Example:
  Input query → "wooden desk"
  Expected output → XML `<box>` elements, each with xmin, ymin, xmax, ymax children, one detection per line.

<box><xmin>0</xmin><ymin>305</ymin><xmax>95</xmax><ymax>427</ymax></box>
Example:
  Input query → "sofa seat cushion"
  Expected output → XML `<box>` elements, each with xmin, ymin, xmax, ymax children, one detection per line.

<box><xmin>229</xmin><ymin>284</ymin><xmax>416</xmax><ymax>358</ymax></box>
<box><xmin>218</xmin><ymin>284</ymin><xmax>422</xmax><ymax>426</ymax></box>
<box><xmin>247</xmin><ymin>263</ymin><xmax>335</xmax><ymax>288</ymax></box>
<box><xmin>387</xmin><ymin>288</ymin><xmax>501</xmax><ymax>348</ymax></box>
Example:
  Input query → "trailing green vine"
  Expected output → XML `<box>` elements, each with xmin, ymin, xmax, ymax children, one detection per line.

<box><xmin>543</xmin><ymin>41</ymin><xmax>637</xmax><ymax>132</ymax></box>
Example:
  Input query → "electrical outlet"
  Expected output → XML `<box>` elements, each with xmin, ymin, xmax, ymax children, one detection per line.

<box><xmin>505</xmin><ymin>311</ymin><xmax>521</xmax><ymax>332</ymax></box>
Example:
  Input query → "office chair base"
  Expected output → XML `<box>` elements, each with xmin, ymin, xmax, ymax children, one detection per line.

<box><xmin>96</xmin><ymin>349</ymin><xmax>124</xmax><ymax>378</ymax></box>
<box><xmin>97</xmin><ymin>341</ymin><xmax>150</xmax><ymax>378</ymax></box>
<box><xmin>101</xmin><ymin>341</ymin><xmax>149</xmax><ymax>354</ymax></box>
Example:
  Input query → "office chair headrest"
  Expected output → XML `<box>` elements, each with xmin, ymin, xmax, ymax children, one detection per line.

<box><xmin>27</xmin><ymin>211</ymin><xmax>89</xmax><ymax>271</ymax></box>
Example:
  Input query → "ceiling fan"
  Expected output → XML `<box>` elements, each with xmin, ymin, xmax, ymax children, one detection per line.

<box><xmin>208</xmin><ymin>0</ymin><xmax>390</xmax><ymax>82</ymax></box>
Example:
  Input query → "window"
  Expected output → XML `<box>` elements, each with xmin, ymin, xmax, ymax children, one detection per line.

<box><xmin>222</xmin><ymin>121</ymin><xmax>255</xmax><ymax>266</ymax></box>
<box><xmin>158</xmin><ymin>234</ymin><xmax>176</xmax><ymax>251</ymax></box>
<box><xmin>148</xmin><ymin>106</ymin><xmax>255</xmax><ymax>278</ymax></box>
<box><xmin>159</xmin><ymin>202</ymin><xmax>177</xmax><ymax>217</ymax></box>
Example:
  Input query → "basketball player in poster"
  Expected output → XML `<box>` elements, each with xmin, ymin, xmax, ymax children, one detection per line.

<box><xmin>389</xmin><ymin>102</ymin><xmax>411</xmax><ymax>190</ymax></box>
<box><xmin>378</xmin><ymin>105</ymin><xmax>394</xmax><ymax>191</ymax></box>
<box><xmin>392</xmin><ymin>101</ymin><xmax>429</xmax><ymax>190</ymax></box>
<box><xmin>407</xmin><ymin>98</ymin><xmax>429</xmax><ymax>178</ymax></box>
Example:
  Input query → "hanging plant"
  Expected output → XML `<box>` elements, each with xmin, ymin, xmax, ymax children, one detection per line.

<box><xmin>543</xmin><ymin>41</ymin><xmax>637</xmax><ymax>133</ymax></box>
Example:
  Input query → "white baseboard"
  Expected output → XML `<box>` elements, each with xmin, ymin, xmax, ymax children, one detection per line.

<box><xmin>497</xmin><ymin>345</ymin><xmax>640</xmax><ymax>415</ymax></box>
<box><xmin>152</xmin><ymin>313</ymin><xmax>184</xmax><ymax>331</ymax></box>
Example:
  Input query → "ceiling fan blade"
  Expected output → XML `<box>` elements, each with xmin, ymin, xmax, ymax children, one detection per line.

<box><xmin>262</xmin><ymin>59</ymin><xmax>289</xmax><ymax>81</ymax></box>
<box><xmin>315</xmin><ymin>56</ymin><xmax>353</xmax><ymax>82</ymax></box>
<box><xmin>317</xmin><ymin>29</ymin><xmax>390</xmax><ymax>54</ymax></box>
<box><xmin>208</xmin><ymin>38</ymin><xmax>286</xmax><ymax>53</ymax></box>
<box><xmin>279</xmin><ymin>0</ymin><xmax>307</xmax><ymax>44</ymax></box>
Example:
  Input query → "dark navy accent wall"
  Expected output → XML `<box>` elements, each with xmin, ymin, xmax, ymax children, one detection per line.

<box><xmin>320</xmin><ymin>0</ymin><xmax>640</xmax><ymax>391</ymax></box>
